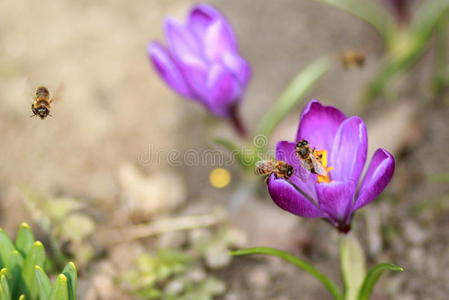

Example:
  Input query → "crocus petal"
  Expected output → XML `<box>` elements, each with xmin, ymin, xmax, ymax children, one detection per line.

<box><xmin>353</xmin><ymin>149</ymin><xmax>395</xmax><ymax>211</ymax></box>
<box><xmin>205</xmin><ymin>63</ymin><xmax>240</xmax><ymax>116</ymax></box>
<box><xmin>315</xmin><ymin>180</ymin><xmax>356</xmax><ymax>224</ymax></box>
<box><xmin>164</xmin><ymin>18</ymin><xmax>202</xmax><ymax>60</ymax></box>
<box><xmin>329</xmin><ymin>116</ymin><xmax>367</xmax><ymax>183</ymax></box>
<box><xmin>222</xmin><ymin>52</ymin><xmax>251</xmax><ymax>86</ymax></box>
<box><xmin>204</xmin><ymin>19</ymin><xmax>237</xmax><ymax>62</ymax></box>
<box><xmin>177</xmin><ymin>55</ymin><xmax>209</xmax><ymax>102</ymax></box>
<box><xmin>275</xmin><ymin>141</ymin><xmax>316</xmax><ymax>197</ymax></box>
<box><xmin>268</xmin><ymin>177</ymin><xmax>325</xmax><ymax>218</ymax></box>
<box><xmin>147</xmin><ymin>42</ymin><xmax>193</xmax><ymax>98</ymax></box>
<box><xmin>188</xmin><ymin>4</ymin><xmax>223</xmax><ymax>40</ymax></box>
<box><xmin>296</xmin><ymin>100</ymin><xmax>347</xmax><ymax>151</ymax></box>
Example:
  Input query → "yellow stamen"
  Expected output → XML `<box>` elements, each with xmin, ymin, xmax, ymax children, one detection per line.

<box><xmin>313</xmin><ymin>150</ymin><xmax>333</xmax><ymax>183</ymax></box>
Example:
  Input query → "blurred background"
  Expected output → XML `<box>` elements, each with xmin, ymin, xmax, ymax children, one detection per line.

<box><xmin>0</xmin><ymin>0</ymin><xmax>448</xmax><ymax>299</ymax></box>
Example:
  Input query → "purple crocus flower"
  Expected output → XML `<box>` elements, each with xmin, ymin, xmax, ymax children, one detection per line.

<box><xmin>267</xmin><ymin>100</ymin><xmax>395</xmax><ymax>233</ymax></box>
<box><xmin>148</xmin><ymin>4</ymin><xmax>251</xmax><ymax>135</ymax></box>
<box><xmin>383</xmin><ymin>0</ymin><xmax>412</xmax><ymax>25</ymax></box>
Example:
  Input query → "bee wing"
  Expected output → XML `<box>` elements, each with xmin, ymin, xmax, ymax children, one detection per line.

<box><xmin>310</xmin><ymin>156</ymin><xmax>327</xmax><ymax>176</ymax></box>
<box><xmin>23</xmin><ymin>77</ymin><xmax>36</xmax><ymax>101</ymax></box>
<box><xmin>255</xmin><ymin>160</ymin><xmax>266</xmax><ymax>169</ymax></box>
<box><xmin>50</xmin><ymin>83</ymin><xmax>65</xmax><ymax>103</ymax></box>
<box><xmin>257</xmin><ymin>151</ymin><xmax>275</xmax><ymax>162</ymax></box>
<box><xmin>297</xmin><ymin>158</ymin><xmax>311</xmax><ymax>182</ymax></box>
<box><xmin>255</xmin><ymin>160</ymin><xmax>272</xmax><ymax>175</ymax></box>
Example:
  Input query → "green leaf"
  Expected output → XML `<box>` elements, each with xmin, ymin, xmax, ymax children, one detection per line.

<box><xmin>49</xmin><ymin>274</ymin><xmax>69</xmax><ymax>300</ymax></box>
<box><xmin>35</xmin><ymin>266</ymin><xmax>51</xmax><ymax>300</ymax></box>
<box><xmin>0</xmin><ymin>229</ymin><xmax>16</xmax><ymax>268</ymax></box>
<box><xmin>0</xmin><ymin>274</ymin><xmax>10</xmax><ymax>300</ymax></box>
<box><xmin>0</xmin><ymin>287</ymin><xmax>8</xmax><ymax>300</ymax></box>
<box><xmin>5</xmin><ymin>251</ymin><xmax>24</xmax><ymax>299</ymax></box>
<box><xmin>357</xmin><ymin>263</ymin><xmax>404</xmax><ymax>300</ymax></box>
<box><xmin>230</xmin><ymin>247</ymin><xmax>343</xmax><ymax>300</ymax></box>
<box><xmin>18</xmin><ymin>295</ymin><xmax>25</xmax><ymax>300</ymax></box>
<box><xmin>21</xmin><ymin>241</ymin><xmax>46</xmax><ymax>299</ymax></box>
<box><xmin>62</xmin><ymin>263</ymin><xmax>77</xmax><ymax>300</ymax></box>
<box><xmin>255</xmin><ymin>58</ymin><xmax>330</xmax><ymax>143</ymax></box>
<box><xmin>0</xmin><ymin>286</ymin><xmax>7</xmax><ymax>300</ymax></box>
<box><xmin>15</xmin><ymin>223</ymin><xmax>35</xmax><ymax>257</ymax></box>
<box><xmin>340</xmin><ymin>234</ymin><xmax>366</xmax><ymax>300</ymax></box>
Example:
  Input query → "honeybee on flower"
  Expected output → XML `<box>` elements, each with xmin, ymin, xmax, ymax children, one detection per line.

<box><xmin>265</xmin><ymin>100</ymin><xmax>395</xmax><ymax>233</ymax></box>
<box><xmin>255</xmin><ymin>159</ymin><xmax>294</xmax><ymax>183</ymax></box>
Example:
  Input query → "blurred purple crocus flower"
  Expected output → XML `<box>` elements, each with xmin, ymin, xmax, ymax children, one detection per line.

<box><xmin>383</xmin><ymin>0</ymin><xmax>413</xmax><ymax>25</ymax></box>
<box><xmin>267</xmin><ymin>100</ymin><xmax>395</xmax><ymax>233</ymax></box>
<box><xmin>148</xmin><ymin>4</ymin><xmax>251</xmax><ymax>136</ymax></box>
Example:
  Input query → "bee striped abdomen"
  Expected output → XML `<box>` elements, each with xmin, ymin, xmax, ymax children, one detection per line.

<box><xmin>31</xmin><ymin>86</ymin><xmax>52</xmax><ymax>120</ymax></box>
<box><xmin>255</xmin><ymin>160</ymin><xmax>294</xmax><ymax>181</ymax></box>
<box><xmin>36</xmin><ymin>86</ymin><xmax>50</xmax><ymax>98</ymax></box>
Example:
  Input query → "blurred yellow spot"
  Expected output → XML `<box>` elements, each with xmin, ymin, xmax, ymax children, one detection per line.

<box><xmin>209</xmin><ymin>168</ymin><xmax>231</xmax><ymax>188</ymax></box>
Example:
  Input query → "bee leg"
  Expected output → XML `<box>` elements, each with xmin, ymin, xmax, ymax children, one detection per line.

<box><xmin>264</xmin><ymin>176</ymin><xmax>270</xmax><ymax>184</ymax></box>
<box><xmin>31</xmin><ymin>104</ymin><xmax>36</xmax><ymax>114</ymax></box>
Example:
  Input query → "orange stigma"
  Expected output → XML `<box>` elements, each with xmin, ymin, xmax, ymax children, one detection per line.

<box><xmin>313</xmin><ymin>149</ymin><xmax>333</xmax><ymax>183</ymax></box>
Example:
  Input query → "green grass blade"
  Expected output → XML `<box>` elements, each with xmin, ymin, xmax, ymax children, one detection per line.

<box><xmin>313</xmin><ymin>0</ymin><xmax>394</xmax><ymax>43</ymax></box>
<box><xmin>230</xmin><ymin>247</ymin><xmax>343</xmax><ymax>300</ymax></box>
<box><xmin>49</xmin><ymin>274</ymin><xmax>69</xmax><ymax>300</ymax></box>
<box><xmin>62</xmin><ymin>262</ymin><xmax>77</xmax><ymax>300</ymax></box>
<box><xmin>6</xmin><ymin>251</ymin><xmax>24</xmax><ymax>299</ymax></box>
<box><xmin>411</xmin><ymin>0</ymin><xmax>449</xmax><ymax>36</ymax></box>
<box><xmin>0</xmin><ymin>286</ymin><xmax>7</xmax><ymax>300</ymax></box>
<box><xmin>0</xmin><ymin>229</ymin><xmax>16</xmax><ymax>268</ymax></box>
<box><xmin>255</xmin><ymin>58</ymin><xmax>329</xmax><ymax>143</ymax></box>
<box><xmin>35</xmin><ymin>266</ymin><xmax>51</xmax><ymax>300</ymax></box>
<box><xmin>15</xmin><ymin>223</ymin><xmax>35</xmax><ymax>258</ymax></box>
<box><xmin>357</xmin><ymin>263</ymin><xmax>404</xmax><ymax>300</ymax></box>
<box><xmin>21</xmin><ymin>241</ymin><xmax>46</xmax><ymax>299</ymax></box>
<box><xmin>0</xmin><ymin>274</ymin><xmax>10</xmax><ymax>300</ymax></box>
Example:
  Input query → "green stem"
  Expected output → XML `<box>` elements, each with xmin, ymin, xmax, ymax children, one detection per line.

<box><xmin>339</xmin><ymin>234</ymin><xmax>366</xmax><ymax>300</ymax></box>
<box><xmin>230</xmin><ymin>247</ymin><xmax>343</xmax><ymax>300</ymax></box>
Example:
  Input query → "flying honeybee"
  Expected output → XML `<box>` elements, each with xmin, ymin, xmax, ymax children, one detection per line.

<box><xmin>31</xmin><ymin>86</ymin><xmax>53</xmax><ymax>119</ymax></box>
<box><xmin>340</xmin><ymin>50</ymin><xmax>366</xmax><ymax>69</ymax></box>
<box><xmin>295</xmin><ymin>139</ymin><xmax>327</xmax><ymax>181</ymax></box>
<box><xmin>255</xmin><ymin>159</ymin><xmax>294</xmax><ymax>183</ymax></box>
